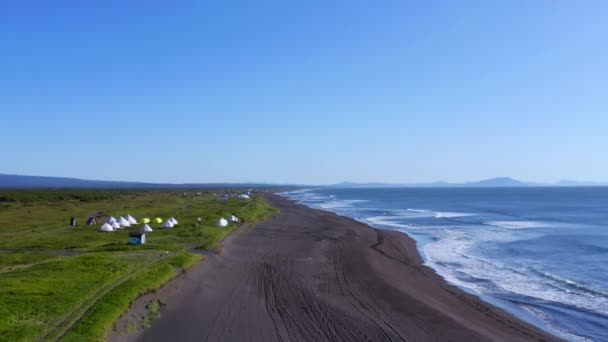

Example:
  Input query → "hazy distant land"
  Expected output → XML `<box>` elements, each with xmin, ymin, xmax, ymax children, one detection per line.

<box><xmin>1</xmin><ymin>173</ymin><xmax>605</xmax><ymax>189</ymax></box>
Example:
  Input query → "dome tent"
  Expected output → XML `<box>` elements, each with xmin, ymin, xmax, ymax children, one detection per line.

<box><xmin>169</xmin><ymin>217</ymin><xmax>178</xmax><ymax>225</ymax></box>
<box><xmin>160</xmin><ymin>220</ymin><xmax>174</xmax><ymax>228</ymax></box>
<box><xmin>106</xmin><ymin>216</ymin><xmax>116</xmax><ymax>224</ymax></box>
<box><xmin>111</xmin><ymin>221</ymin><xmax>121</xmax><ymax>229</ymax></box>
<box><xmin>230</xmin><ymin>215</ymin><xmax>239</xmax><ymax>223</ymax></box>
<box><xmin>117</xmin><ymin>217</ymin><xmax>130</xmax><ymax>227</ymax></box>
<box><xmin>216</xmin><ymin>218</ymin><xmax>229</xmax><ymax>227</ymax></box>
<box><xmin>126</xmin><ymin>215</ymin><xmax>138</xmax><ymax>224</ymax></box>
<box><xmin>153</xmin><ymin>217</ymin><xmax>163</xmax><ymax>224</ymax></box>
<box><xmin>238</xmin><ymin>194</ymin><xmax>250</xmax><ymax>199</ymax></box>
<box><xmin>99</xmin><ymin>223</ymin><xmax>114</xmax><ymax>232</ymax></box>
<box><xmin>141</xmin><ymin>218</ymin><xmax>151</xmax><ymax>224</ymax></box>
<box><xmin>140</xmin><ymin>224</ymin><xmax>153</xmax><ymax>232</ymax></box>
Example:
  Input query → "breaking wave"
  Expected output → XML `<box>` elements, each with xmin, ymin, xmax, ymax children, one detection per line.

<box><xmin>484</xmin><ymin>221</ymin><xmax>547</xmax><ymax>229</ymax></box>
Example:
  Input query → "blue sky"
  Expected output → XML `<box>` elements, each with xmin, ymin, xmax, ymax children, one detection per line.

<box><xmin>1</xmin><ymin>1</ymin><xmax>607</xmax><ymax>184</ymax></box>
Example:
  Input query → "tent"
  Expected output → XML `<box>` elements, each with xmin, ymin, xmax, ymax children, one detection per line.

<box><xmin>169</xmin><ymin>217</ymin><xmax>178</xmax><ymax>225</ymax></box>
<box><xmin>154</xmin><ymin>217</ymin><xmax>163</xmax><ymax>224</ymax></box>
<box><xmin>106</xmin><ymin>216</ymin><xmax>116</xmax><ymax>224</ymax></box>
<box><xmin>141</xmin><ymin>218</ymin><xmax>151</xmax><ymax>224</ymax></box>
<box><xmin>238</xmin><ymin>194</ymin><xmax>250</xmax><ymax>199</ymax></box>
<box><xmin>160</xmin><ymin>220</ymin><xmax>174</xmax><ymax>228</ymax></box>
<box><xmin>230</xmin><ymin>215</ymin><xmax>239</xmax><ymax>223</ymax></box>
<box><xmin>111</xmin><ymin>220</ymin><xmax>121</xmax><ymax>229</ymax></box>
<box><xmin>86</xmin><ymin>217</ymin><xmax>97</xmax><ymax>225</ymax></box>
<box><xmin>117</xmin><ymin>217</ymin><xmax>131</xmax><ymax>227</ymax></box>
<box><xmin>99</xmin><ymin>223</ymin><xmax>114</xmax><ymax>232</ymax></box>
<box><xmin>126</xmin><ymin>215</ymin><xmax>138</xmax><ymax>225</ymax></box>
<box><xmin>216</xmin><ymin>218</ymin><xmax>229</xmax><ymax>227</ymax></box>
<box><xmin>140</xmin><ymin>224</ymin><xmax>153</xmax><ymax>232</ymax></box>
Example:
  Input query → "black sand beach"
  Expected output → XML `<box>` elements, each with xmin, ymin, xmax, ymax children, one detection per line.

<box><xmin>111</xmin><ymin>193</ymin><xmax>560</xmax><ymax>342</ymax></box>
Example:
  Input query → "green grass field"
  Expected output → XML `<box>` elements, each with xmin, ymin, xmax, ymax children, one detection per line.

<box><xmin>0</xmin><ymin>189</ymin><xmax>276</xmax><ymax>341</ymax></box>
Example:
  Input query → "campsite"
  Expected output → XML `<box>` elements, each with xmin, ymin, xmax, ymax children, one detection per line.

<box><xmin>0</xmin><ymin>189</ymin><xmax>275</xmax><ymax>341</ymax></box>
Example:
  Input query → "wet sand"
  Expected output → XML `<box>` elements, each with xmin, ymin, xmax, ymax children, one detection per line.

<box><xmin>111</xmin><ymin>193</ymin><xmax>560</xmax><ymax>341</ymax></box>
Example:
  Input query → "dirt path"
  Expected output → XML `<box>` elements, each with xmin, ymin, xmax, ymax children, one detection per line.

<box><xmin>110</xmin><ymin>194</ymin><xmax>561</xmax><ymax>342</ymax></box>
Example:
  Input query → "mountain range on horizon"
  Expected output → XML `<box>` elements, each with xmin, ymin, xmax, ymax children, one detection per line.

<box><xmin>0</xmin><ymin>173</ymin><xmax>606</xmax><ymax>189</ymax></box>
<box><xmin>328</xmin><ymin>177</ymin><xmax>608</xmax><ymax>188</ymax></box>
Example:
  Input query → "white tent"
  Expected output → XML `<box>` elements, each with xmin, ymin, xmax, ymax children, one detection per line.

<box><xmin>126</xmin><ymin>215</ymin><xmax>138</xmax><ymax>224</ymax></box>
<box><xmin>169</xmin><ymin>217</ymin><xmax>178</xmax><ymax>225</ymax></box>
<box><xmin>99</xmin><ymin>223</ymin><xmax>114</xmax><ymax>232</ymax></box>
<box><xmin>140</xmin><ymin>224</ymin><xmax>153</xmax><ymax>232</ymax></box>
<box><xmin>230</xmin><ymin>215</ymin><xmax>239</xmax><ymax>223</ymax></box>
<box><xmin>106</xmin><ymin>216</ymin><xmax>116</xmax><ymax>224</ymax></box>
<box><xmin>238</xmin><ymin>194</ymin><xmax>250</xmax><ymax>199</ymax></box>
<box><xmin>117</xmin><ymin>217</ymin><xmax>131</xmax><ymax>227</ymax></box>
<box><xmin>216</xmin><ymin>218</ymin><xmax>229</xmax><ymax>227</ymax></box>
<box><xmin>160</xmin><ymin>220</ymin><xmax>174</xmax><ymax>228</ymax></box>
<box><xmin>111</xmin><ymin>220</ymin><xmax>121</xmax><ymax>229</ymax></box>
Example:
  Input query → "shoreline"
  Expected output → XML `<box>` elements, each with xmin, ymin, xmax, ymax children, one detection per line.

<box><xmin>306</xmin><ymin>202</ymin><xmax>564</xmax><ymax>338</ymax></box>
<box><xmin>298</xmin><ymin>201</ymin><xmax>556</xmax><ymax>336</ymax></box>
<box><xmin>110</xmin><ymin>193</ymin><xmax>561</xmax><ymax>341</ymax></box>
<box><xmin>286</xmin><ymin>193</ymin><xmax>555</xmax><ymax>336</ymax></box>
<box><xmin>277</xmin><ymin>188</ymin><xmax>588</xmax><ymax>340</ymax></box>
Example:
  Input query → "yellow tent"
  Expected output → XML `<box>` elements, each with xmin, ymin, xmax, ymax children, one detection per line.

<box><xmin>141</xmin><ymin>218</ymin><xmax>151</xmax><ymax>224</ymax></box>
<box><xmin>154</xmin><ymin>217</ymin><xmax>163</xmax><ymax>224</ymax></box>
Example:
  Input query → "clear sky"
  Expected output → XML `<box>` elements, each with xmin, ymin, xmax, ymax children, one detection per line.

<box><xmin>1</xmin><ymin>1</ymin><xmax>607</xmax><ymax>184</ymax></box>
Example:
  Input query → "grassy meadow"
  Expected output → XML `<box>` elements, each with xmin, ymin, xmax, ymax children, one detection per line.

<box><xmin>0</xmin><ymin>189</ymin><xmax>276</xmax><ymax>341</ymax></box>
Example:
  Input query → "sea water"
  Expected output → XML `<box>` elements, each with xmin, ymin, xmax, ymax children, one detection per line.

<box><xmin>281</xmin><ymin>187</ymin><xmax>608</xmax><ymax>341</ymax></box>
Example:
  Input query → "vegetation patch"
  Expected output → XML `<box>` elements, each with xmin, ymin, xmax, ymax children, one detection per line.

<box><xmin>141</xmin><ymin>299</ymin><xmax>165</xmax><ymax>329</ymax></box>
<box><xmin>0</xmin><ymin>252</ymin><xmax>60</xmax><ymax>270</ymax></box>
<box><xmin>0</xmin><ymin>252</ymin><xmax>139</xmax><ymax>341</ymax></box>
<box><xmin>0</xmin><ymin>190</ymin><xmax>276</xmax><ymax>341</ymax></box>
<box><xmin>58</xmin><ymin>253</ymin><xmax>195</xmax><ymax>342</ymax></box>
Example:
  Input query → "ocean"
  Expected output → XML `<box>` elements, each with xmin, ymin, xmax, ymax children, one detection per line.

<box><xmin>281</xmin><ymin>187</ymin><xmax>608</xmax><ymax>341</ymax></box>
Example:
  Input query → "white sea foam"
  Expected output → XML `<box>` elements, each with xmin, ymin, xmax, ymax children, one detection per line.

<box><xmin>279</xmin><ymin>188</ymin><xmax>315</xmax><ymax>196</ymax></box>
<box><xmin>406</xmin><ymin>208</ymin><xmax>432</xmax><ymax>213</ymax></box>
<box><xmin>422</xmin><ymin>230</ymin><xmax>608</xmax><ymax>320</ymax></box>
<box><xmin>318</xmin><ymin>199</ymin><xmax>368</xmax><ymax>210</ymax></box>
<box><xmin>521</xmin><ymin>306</ymin><xmax>593</xmax><ymax>342</ymax></box>
<box><xmin>280</xmin><ymin>189</ymin><xmax>342</xmax><ymax>208</ymax></box>
<box><xmin>361</xmin><ymin>208</ymin><xmax>474</xmax><ymax>232</ymax></box>
<box><xmin>532</xmin><ymin>270</ymin><xmax>608</xmax><ymax>297</ymax></box>
<box><xmin>434</xmin><ymin>212</ymin><xmax>472</xmax><ymax>218</ymax></box>
<box><xmin>422</xmin><ymin>231</ymin><xmax>489</xmax><ymax>292</ymax></box>
<box><xmin>406</xmin><ymin>208</ymin><xmax>472</xmax><ymax>219</ymax></box>
<box><xmin>364</xmin><ymin>216</ymin><xmax>418</xmax><ymax>229</ymax></box>
<box><xmin>484</xmin><ymin>221</ymin><xmax>547</xmax><ymax>229</ymax></box>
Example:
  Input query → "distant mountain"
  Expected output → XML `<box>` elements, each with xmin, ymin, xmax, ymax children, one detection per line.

<box><xmin>463</xmin><ymin>177</ymin><xmax>527</xmax><ymax>187</ymax></box>
<box><xmin>328</xmin><ymin>177</ymin><xmax>607</xmax><ymax>188</ymax></box>
<box><xmin>0</xmin><ymin>173</ymin><xmax>290</xmax><ymax>189</ymax></box>
<box><xmin>329</xmin><ymin>178</ymin><xmax>529</xmax><ymax>188</ymax></box>
<box><xmin>2</xmin><ymin>173</ymin><xmax>605</xmax><ymax>189</ymax></box>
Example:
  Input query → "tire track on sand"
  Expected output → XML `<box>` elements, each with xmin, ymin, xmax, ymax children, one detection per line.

<box><xmin>254</xmin><ymin>253</ymin><xmax>372</xmax><ymax>342</ymax></box>
<box><xmin>332</xmin><ymin>238</ymin><xmax>408</xmax><ymax>342</ymax></box>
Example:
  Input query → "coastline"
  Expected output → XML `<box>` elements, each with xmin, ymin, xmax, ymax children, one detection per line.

<box><xmin>291</xmin><ymin>193</ymin><xmax>556</xmax><ymax>336</ymax></box>
<box><xmin>111</xmin><ymin>193</ymin><xmax>561</xmax><ymax>341</ymax></box>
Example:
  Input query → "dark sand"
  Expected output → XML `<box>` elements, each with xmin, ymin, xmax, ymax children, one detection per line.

<box><xmin>111</xmin><ymin>194</ymin><xmax>560</xmax><ymax>342</ymax></box>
